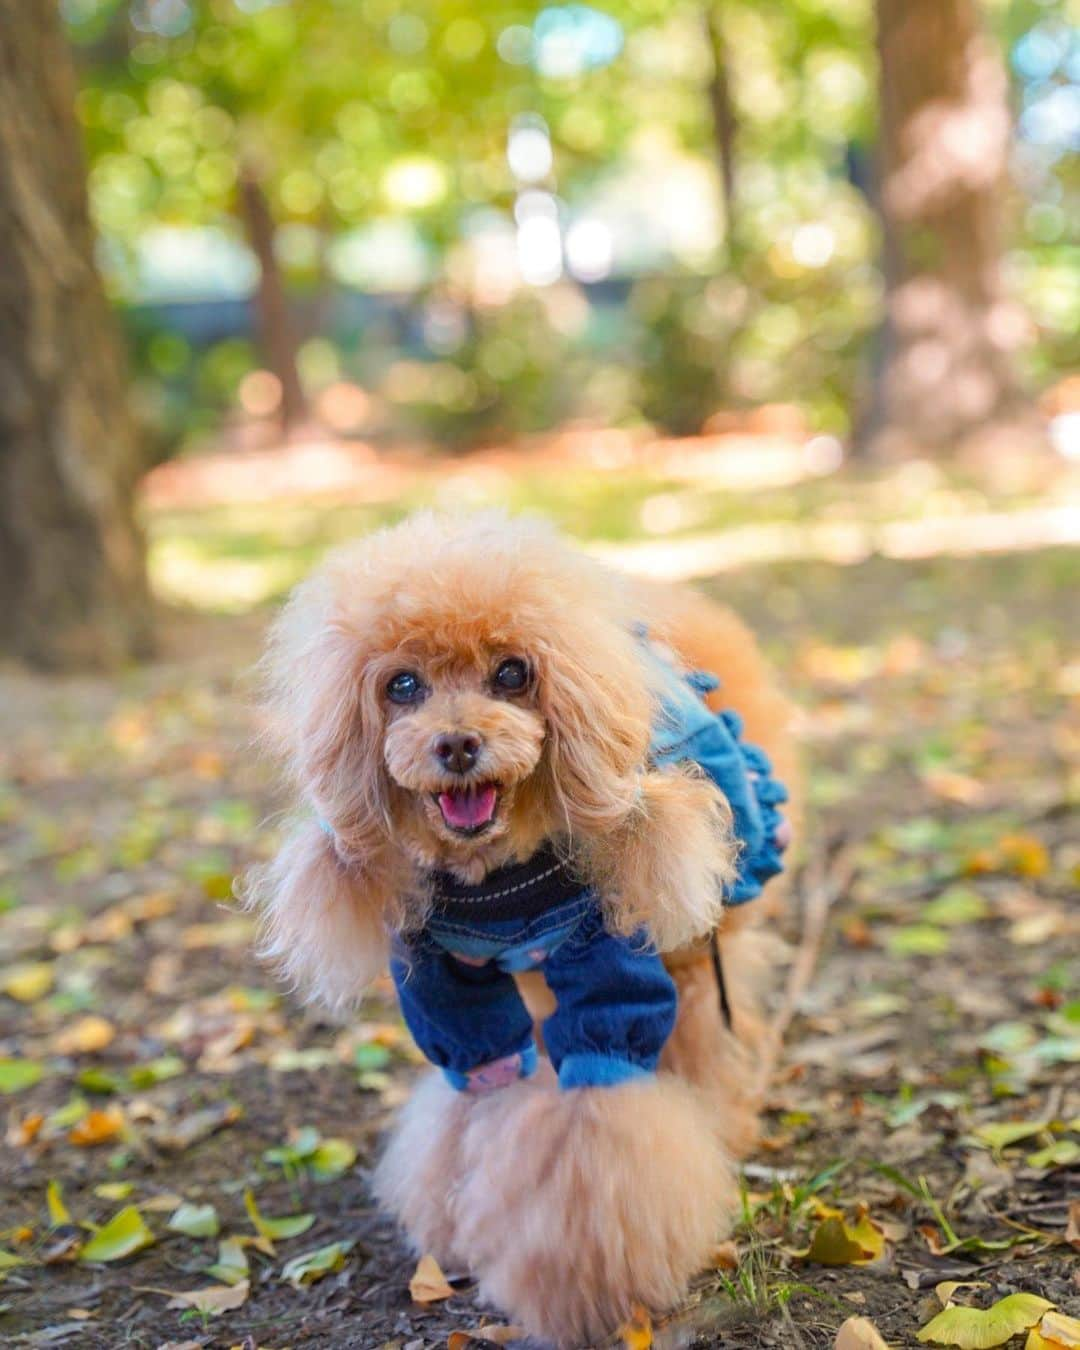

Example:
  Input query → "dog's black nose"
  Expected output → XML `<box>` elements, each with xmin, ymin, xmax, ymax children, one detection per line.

<box><xmin>434</xmin><ymin>732</ymin><xmax>482</xmax><ymax>775</ymax></box>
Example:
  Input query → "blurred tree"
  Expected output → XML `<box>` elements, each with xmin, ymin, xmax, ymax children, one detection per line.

<box><xmin>0</xmin><ymin>0</ymin><xmax>152</xmax><ymax>669</ymax></box>
<box><xmin>867</xmin><ymin>0</ymin><xmax>1041</xmax><ymax>456</ymax></box>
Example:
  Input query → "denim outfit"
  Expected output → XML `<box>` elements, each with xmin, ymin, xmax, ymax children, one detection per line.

<box><xmin>389</xmin><ymin>642</ymin><xmax>789</xmax><ymax>1094</ymax></box>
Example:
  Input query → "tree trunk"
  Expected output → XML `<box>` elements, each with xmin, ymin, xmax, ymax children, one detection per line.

<box><xmin>0</xmin><ymin>0</ymin><xmax>152</xmax><ymax>668</ymax></box>
<box><xmin>866</xmin><ymin>0</ymin><xmax>1040</xmax><ymax>457</ymax></box>
<box><xmin>702</xmin><ymin>4</ymin><xmax>738</xmax><ymax>248</ymax></box>
<box><xmin>238</xmin><ymin>168</ymin><xmax>308</xmax><ymax>436</ymax></box>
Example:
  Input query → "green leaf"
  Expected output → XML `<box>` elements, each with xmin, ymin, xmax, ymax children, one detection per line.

<box><xmin>77</xmin><ymin>1068</ymin><xmax>123</xmax><ymax>1095</ymax></box>
<box><xmin>167</xmin><ymin>1203</ymin><xmax>220</xmax><ymax>1238</ymax></box>
<box><xmin>127</xmin><ymin>1055</ymin><xmax>184</xmax><ymax>1088</ymax></box>
<box><xmin>280</xmin><ymin>1239</ymin><xmax>354</xmax><ymax>1287</ymax></box>
<box><xmin>970</xmin><ymin>1121</ymin><xmax>1048</xmax><ymax>1154</ymax></box>
<box><xmin>79</xmin><ymin>1206</ymin><xmax>155</xmax><ymax>1263</ymax></box>
<box><xmin>353</xmin><ymin>1043</ymin><xmax>392</xmax><ymax>1071</ymax></box>
<box><xmin>0</xmin><ymin>1058</ymin><xmax>44</xmax><ymax>1094</ymax></box>
<box><xmin>917</xmin><ymin>1294</ymin><xmax>1054</xmax><ymax>1347</ymax></box>
<box><xmin>0</xmin><ymin>1249</ymin><xmax>27</xmax><ymax>1271</ymax></box>
<box><xmin>205</xmin><ymin>1236</ymin><xmax>249</xmax><ymax>1286</ymax></box>
<box><xmin>46</xmin><ymin>1096</ymin><xmax>88</xmax><ymax>1130</ymax></box>
<box><xmin>310</xmin><ymin>1137</ymin><xmax>355</xmax><ymax>1181</ymax></box>
<box><xmin>922</xmin><ymin>887</ymin><xmax>989</xmax><ymax>926</ymax></box>
<box><xmin>243</xmin><ymin>1189</ymin><xmax>314</xmax><ymax>1243</ymax></box>
<box><xmin>1026</xmin><ymin>1139</ymin><xmax>1080</xmax><ymax>1170</ymax></box>
<box><xmin>887</xmin><ymin>924</ymin><xmax>950</xmax><ymax>957</ymax></box>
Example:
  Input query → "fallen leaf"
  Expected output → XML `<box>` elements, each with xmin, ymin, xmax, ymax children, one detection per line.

<box><xmin>447</xmin><ymin>1327</ymin><xmax>525</xmax><ymax>1348</ymax></box>
<box><xmin>281</xmin><ymin>1239</ymin><xmax>354</xmax><ymax>1288</ymax></box>
<box><xmin>152</xmin><ymin>1102</ymin><xmax>241</xmax><ymax>1152</ymax></box>
<box><xmin>619</xmin><ymin>1303</ymin><xmax>652</xmax><ymax>1349</ymax></box>
<box><xmin>243</xmin><ymin>1189</ymin><xmax>314</xmax><ymax>1247</ymax></box>
<box><xmin>803</xmin><ymin>1209</ymin><xmax>885</xmax><ymax>1266</ymax></box>
<box><xmin>836</xmin><ymin>1316</ymin><xmax>891</xmax><ymax>1349</ymax></box>
<box><xmin>2</xmin><ymin>961</ymin><xmax>55</xmax><ymax>1002</ymax></box>
<box><xmin>309</xmin><ymin>1136</ymin><xmax>356</xmax><ymax>1181</ymax></box>
<box><xmin>917</xmin><ymin>1293</ymin><xmax>1054</xmax><ymax>1347</ymax></box>
<box><xmin>47</xmin><ymin>1180</ymin><xmax>73</xmax><ymax>1226</ymax></box>
<box><xmin>69</xmin><ymin>1105</ymin><xmax>125</xmax><ymax>1147</ymax></box>
<box><xmin>167</xmin><ymin>1203</ymin><xmax>220</xmax><ymax>1239</ymax></box>
<box><xmin>165</xmin><ymin>1280</ymin><xmax>249</xmax><ymax>1315</ymax></box>
<box><xmin>79</xmin><ymin>1207</ymin><xmax>155</xmax><ymax>1263</ymax></box>
<box><xmin>970</xmin><ymin>1121</ymin><xmax>1048</xmax><ymax>1155</ymax></box>
<box><xmin>95</xmin><ymin>1182</ymin><xmax>134</xmax><ymax>1201</ymax></box>
<box><xmin>53</xmin><ymin>1015</ymin><xmax>116</xmax><ymax>1055</ymax></box>
<box><xmin>8</xmin><ymin>1113</ymin><xmax>44</xmax><ymax>1146</ymax></box>
<box><xmin>0</xmin><ymin>1058</ymin><xmax>45</xmax><ymax>1094</ymax></box>
<box><xmin>141</xmin><ymin>1192</ymin><xmax>184</xmax><ymax>1212</ymax></box>
<box><xmin>205</xmin><ymin>1237</ymin><xmax>249</xmax><ymax>1286</ymax></box>
<box><xmin>0</xmin><ymin>1249</ymin><xmax>27</xmax><ymax>1272</ymax></box>
<box><xmin>1026</xmin><ymin>1140</ymin><xmax>1080</xmax><ymax>1170</ymax></box>
<box><xmin>1035</xmin><ymin>1311</ymin><xmax>1080</xmax><ymax>1348</ymax></box>
<box><xmin>408</xmin><ymin>1252</ymin><xmax>455</xmax><ymax>1303</ymax></box>
<box><xmin>127</xmin><ymin>1056</ymin><xmax>184</xmax><ymax>1088</ymax></box>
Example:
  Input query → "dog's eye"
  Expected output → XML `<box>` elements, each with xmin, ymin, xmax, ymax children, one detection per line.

<box><xmin>387</xmin><ymin>671</ymin><xmax>426</xmax><ymax>705</ymax></box>
<box><xmin>492</xmin><ymin>658</ymin><xmax>529</xmax><ymax>693</ymax></box>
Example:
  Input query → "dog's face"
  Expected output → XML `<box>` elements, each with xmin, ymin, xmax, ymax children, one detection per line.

<box><xmin>379</xmin><ymin>639</ymin><xmax>547</xmax><ymax>868</ymax></box>
<box><xmin>268</xmin><ymin>514</ymin><xmax>655</xmax><ymax>885</ymax></box>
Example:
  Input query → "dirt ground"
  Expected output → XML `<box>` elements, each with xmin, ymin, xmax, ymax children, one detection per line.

<box><xmin>1</xmin><ymin>546</ymin><xmax>1077</xmax><ymax>1349</ymax></box>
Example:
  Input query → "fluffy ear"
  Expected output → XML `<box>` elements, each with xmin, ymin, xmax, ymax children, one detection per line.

<box><xmin>537</xmin><ymin>617</ymin><xmax>653</xmax><ymax>837</ymax></box>
<box><xmin>259</xmin><ymin>568</ymin><xmax>389</xmax><ymax>858</ymax></box>
<box><xmin>242</xmin><ymin>817</ymin><xmax>391</xmax><ymax>1012</ymax></box>
<box><xmin>599</xmin><ymin>766</ymin><xmax>737</xmax><ymax>952</ymax></box>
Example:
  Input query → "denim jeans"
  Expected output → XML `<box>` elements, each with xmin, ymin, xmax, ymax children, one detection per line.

<box><xmin>392</xmin><ymin>897</ymin><xmax>677</xmax><ymax>1093</ymax></box>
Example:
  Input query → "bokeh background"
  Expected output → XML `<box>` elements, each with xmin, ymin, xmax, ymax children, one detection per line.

<box><xmin>0</xmin><ymin>3</ymin><xmax>1078</xmax><ymax>1348</ymax></box>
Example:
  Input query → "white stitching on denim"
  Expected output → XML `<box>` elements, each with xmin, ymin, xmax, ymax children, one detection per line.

<box><xmin>434</xmin><ymin>861</ymin><xmax>564</xmax><ymax>904</ymax></box>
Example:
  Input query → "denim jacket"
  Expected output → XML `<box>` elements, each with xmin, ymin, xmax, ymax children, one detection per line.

<box><xmin>389</xmin><ymin>640</ymin><xmax>789</xmax><ymax>1094</ymax></box>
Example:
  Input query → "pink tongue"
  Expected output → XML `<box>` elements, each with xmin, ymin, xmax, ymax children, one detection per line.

<box><xmin>438</xmin><ymin>785</ymin><xmax>497</xmax><ymax>830</ymax></box>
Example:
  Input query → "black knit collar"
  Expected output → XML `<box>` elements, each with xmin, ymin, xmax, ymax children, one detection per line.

<box><xmin>428</xmin><ymin>840</ymin><xmax>589</xmax><ymax>923</ymax></box>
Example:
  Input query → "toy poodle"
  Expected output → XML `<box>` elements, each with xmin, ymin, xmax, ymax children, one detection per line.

<box><xmin>246</xmin><ymin>512</ymin><xmax>799</xmax><ymax>1347</ymax></box>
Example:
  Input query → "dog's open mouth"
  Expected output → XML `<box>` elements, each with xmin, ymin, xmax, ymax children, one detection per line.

<box><xmin>435</xmin><ymin>784</ymin><xmax>499</xmax><ymax>835</ymax></box>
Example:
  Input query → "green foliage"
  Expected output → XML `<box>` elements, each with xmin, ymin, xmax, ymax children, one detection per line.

<box><xmin>64</xmin><ymin>0</ymin><xmax>1073</xmax><ymax>450</ymax></box>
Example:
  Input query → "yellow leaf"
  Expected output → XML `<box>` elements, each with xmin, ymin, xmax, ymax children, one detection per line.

<box><xmin>836</xmin><ymin>1316</ymin><xmax>892</xmax><ymax>1349</ymax></box>
<box><xmin>408</xmin><ymin>1252</ymin><xmax>455</xmax><ymax>1303</ymax></box>
<box><xmin>2</xmin><ymin>962</ymin><xmax>54</xmax><ymax>1003</ymax></box>
<box><xmin>1037</xmin><ymin>1311</ymin><xmax>1080</xmax><ymax>1348</ymax></box>
<box><xmin>53</xmin><ymin>1015</ymin><xmax>116</xmax><ymax>1056</ymax></box>
<box><xmin>69</xmin><ymin>1105</ymin><xmax>124</xmax><ymax>1147</ymax></box>
<box><xmin>804</xmin><ymin>1210</ymin><xmax>885</xmax><ymax>1266</ymax></box>
<box><xmin>47</xmin><ymin>1179</ymin><xmax>72</xmax><ymax>1226</ymax></box>
<box><xmin>918</xmin><ymin>1294</ymin><xmax>1055</xmax><ymax>1348</ymax></box>
<box><xmin>619</xmin><ymin>1303</ymin><xmax>653</xmax><ymax>1350</ymax></box>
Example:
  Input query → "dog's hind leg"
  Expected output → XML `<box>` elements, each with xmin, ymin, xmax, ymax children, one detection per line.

<box><xmin>661</xmin><ymin>923</ymin><xmax>779</xmax><ymax>1160</ymax></box>
<box><xmin>452</xmin><ymin>1072</ymin><xmax>736</xmax><ymax>1348</ymax></box>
